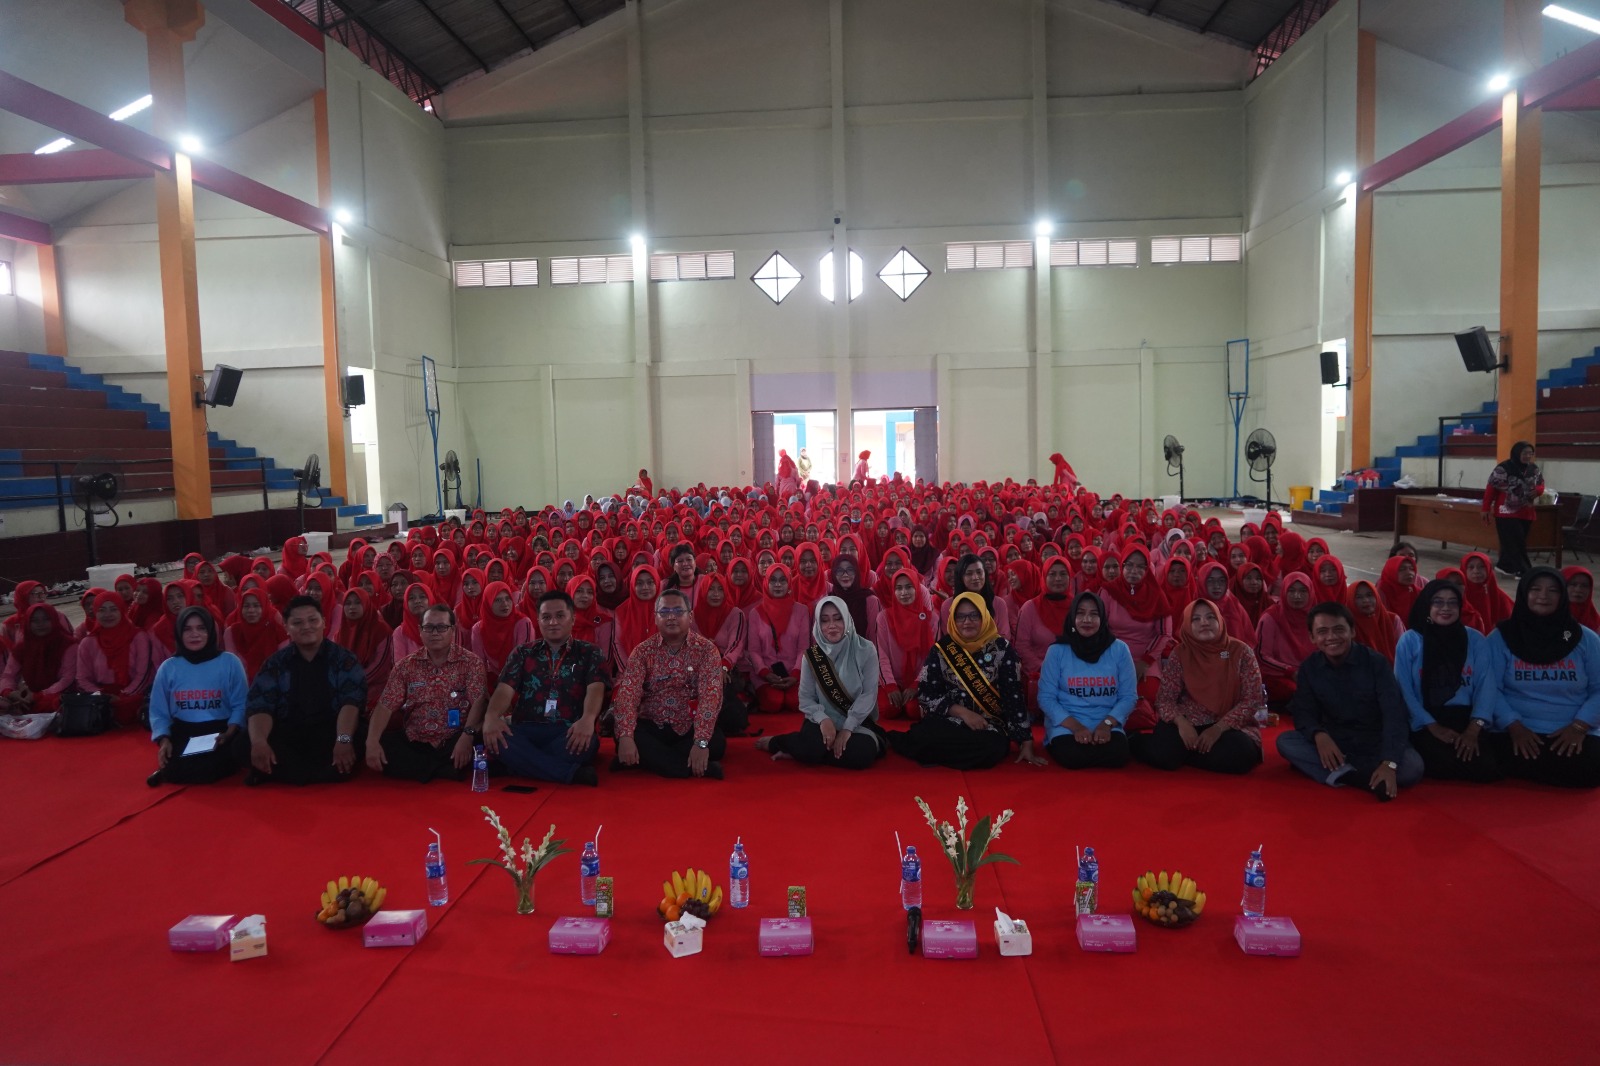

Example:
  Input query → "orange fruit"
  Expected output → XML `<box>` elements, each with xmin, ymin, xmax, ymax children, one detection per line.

<box><xmin>665</xmin><ymin>904</ymin><xmax>681</xmax><ymax>921</ymax></box>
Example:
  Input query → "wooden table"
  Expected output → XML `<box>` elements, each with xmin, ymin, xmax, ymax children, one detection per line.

<box><xmin>1393</xmin><ymin>495</ymin><xmax>1564</xmax><ymax>566</ymax></box>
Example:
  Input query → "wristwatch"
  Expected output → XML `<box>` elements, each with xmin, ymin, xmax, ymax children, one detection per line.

<box><xmin>695</xmin><ymin>739</ymin><xmax>710</xmax><ymax>749</ymax></box>
<box><xmin>1102</xmin><ymin>717</ymin><xmax>1118</xmax><ymax>728</ymax></box>
<box><xmin>461</xmin><ymin>726</ymin><xmax>481</xmax><ymax>738</ymax></box>
<box><xmin>336</xmin><ymin>734</ymin><xmax>353</xmax><ymax>745</ymax></box>
<box><xmin>1470</xmin><ymin>718</ymin><xmax>1487</xmax><ymax>730</ymax></box>
<box><xmin>1384</xmin><ymin>760</ymin><xmax>1398</xmax><ymax>770</ymax></box>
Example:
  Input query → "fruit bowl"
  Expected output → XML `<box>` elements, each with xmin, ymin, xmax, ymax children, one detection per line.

<box><xmin>317</xmin><ymin>875</ymin><xmax>386</xmax><ymax>928</ymax></box>
<box><xmin>656</xmin><ymin>868</ymin><xmax>723</xmax><ymax>922</ymax></box>
<box><xmin>1132</xmin><ymin>869</ymin><xmax>1205</xmax><ymax>928</ymax></box>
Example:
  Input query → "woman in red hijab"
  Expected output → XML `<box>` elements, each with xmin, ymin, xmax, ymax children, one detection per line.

<box><xmin>470</xmin><ymin>581</ymin><xmax>531</xmax><ymax>691</ymax></box>
<box><xmin>3</xmin><ymin>581</ymin><xmax>54</xmax><ymax>644</ymax></box>
<box><xmin>746</xmin><ymin>563</ymin><xmax>808</xmax><ymax>714</ymax></box>
<box><xmin>1377</xmin><ymin>555</ymin><xmax>1421</xmax><ymax>621</ymax></box>
<box><xmin>280</xmin><ymin>535</ymin><xmax>310</xmax><ymax>582</ymax></box>
<box><xmin>337</xmin><ymin>585</ymin><xmax>392</xmax><ymax>695</ymax></box>
<box><xmin>792</xmin><ymin>543</ymin><xmax>830</xmax><ymax>607</ymax></box>
<box><xmin>224</xmin><ymin>588</ymin><xmax>288</xmax><ymax>682</ymax></box>
<box><xmin>75</xmin><ymin>590</ymin><xmax>159</xmax><ymax>725</ymax></box>
<box><xmin>389</xmin><ymin>580</ymin><xmax>432</xmax><ymax>662</ymax></box>
<box><xmin>611</xmin><ymin>565</ymin><xmax>662</xmax><ymax>673</ymax></box>
<box><xmin>1347</xmin><ymin>580</ymin><xmax>1404</xmax><ymax>664</ymax></box>
<box><xmin>1160</xmin><ymin>556</ymin><xmax>1199</xmax><ymax>627</ymax></box>
<box><xmin>692</xmin><ymin>573</ymin><xmax>747</xmax><ymax>675</ymax></box>
<box><xmin>427</xmin><ymin>548</ymin><xmax>463</xmax><ymax>609</ymax></box>
<box><xmin>567</xmin><ymin>575</ymin><xmax>614</xmax><ymax>653</ymax></box>
<box><xmin>148</xmin><ymin>581</ymin><xmax>208</xmax><ymax>657</ymax></box>
<box><xmin>853</xmin><ymin>450</ymin><xmax>871</xmax><ymax>483</ymax></box>
<box><xmin>1256</xmin><ymin>572</ymin><xmax>1315</xmax><ymax>705</ymax></box>
<box><xmin>193</xmin><ymin>560</ymin><xmax>237</xmax><ymax>619</ymax></box>
<box><xmin>1276</xmin><ymin>531</ymin><xmax>1309</xmax><ymax>583</ymax></box>
<box><xmin>871</xmin><ymin>568</ymin><xmax>938</xmax><ymax>720</ymax></box>
<box><xmin>1460</xmin><ymin>552</ymin><xmax>1513</xmax><ymax>634</ymax></box>
<box><xmin>1099</xmin><ymin>545</ymin><xmax>1171</xmax><ymax>731</ymax></box>
<box><xmin>0</xmin><ymin>604</ymin><xmax>77</xmax><ymax>713</ymax></box>
<box><xmin>1013</xmin><ymin>556</ymin><xmax>1073</xmax><ymax>711</ymax></box>
<box><xmin>1198</xmin><ymin>560</ymin><xmax>1255</xmax><ymax>644</ymax></box>
<box><xmin>1565</xmin><ymin>566</ymin><xmax>1600</xmax><ymax>635</ymax></box>
<box><xmin>1312</xmin><ymin>555</ymin><xmax>1349</xmax><ymax>607</ymax></box>
<box><xmin>1048</xmin><ymin>452</ymin><xmax>1079</xmax><ymax>491</ymax></box>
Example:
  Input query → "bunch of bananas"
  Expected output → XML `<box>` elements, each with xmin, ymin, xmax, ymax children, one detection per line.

<box><xmin>657</xmin><ymin>868</ymin><xmax>722</xmax><ymax>922</ymax></box>
<box><xmin>1132</xmin><ymin>869</ymin><xmax>1205</xmax><ymax>928</ymax></box>
<box><xmin>317</xmin><ymin>875</ymin><xmax>386</xmax><ymax>927</ymax></box>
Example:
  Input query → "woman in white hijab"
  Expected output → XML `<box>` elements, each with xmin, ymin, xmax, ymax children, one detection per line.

<box><xmin>755</xmin><ymin>595</ymin><xmax>886</xmax><ymax>769</ymax></box>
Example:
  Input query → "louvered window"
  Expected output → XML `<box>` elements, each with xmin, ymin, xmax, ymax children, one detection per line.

<box><xmin>946</xmin><ymin>240</ymin><xmax>1033</xmax><ymax>271</ymax></box>
<box><xmin>1049</xmin><ymin>239</ymin><xmax>1138</xmax><ymax>267</ymax></box>
<box><xmin>550</xmin><ymin>255</ymin><xmax>635</xmax><ymax>285</ymax></box>
<box><xmin>453</xmin><ymin>259</ymin><xmax>538</xmax><ymax>287</ymax></box>
<box><xmin>649</xmin><ymin>250</ymin><xmax>736</xmax><ymax>281</ymax></box>
<box><xmin>1150</xmin><ymin>235</ymin><xmax>1243</xmax><ymax>264</ymax></box>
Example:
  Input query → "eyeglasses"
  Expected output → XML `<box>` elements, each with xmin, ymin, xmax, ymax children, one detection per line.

<box><xmin>655</xmin><ymin>607</ymin><xmax>688</xmax><ymax>617</ymax></box>
<box><xmin>421</xmin><ymin>623</ymin><xmax>454</xmax><ymax>633</ymax></box>
<box><xmin>953</xmin><ymin>612</ymin><xmax>982</xmax><ymax>623</ymax></box>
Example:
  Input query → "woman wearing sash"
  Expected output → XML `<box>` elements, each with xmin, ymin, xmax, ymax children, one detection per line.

<box><xmin>756</xmin><ymin>597</ymin><xmax>886</xmax><ymax>769</ymax></box>
<box><xmin>888</xmin><ymin>591</ymin><xmax>1040</xmax><ymax>769</ymax></box>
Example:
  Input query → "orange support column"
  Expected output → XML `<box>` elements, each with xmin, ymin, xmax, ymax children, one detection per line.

<box><xmin>312</xmin><ymin>90</ymin><xmax>349</xmax><ymax>500</ymax></box>
<box><xmin>1350</xmin><ymin>30</ymin><xmax>1376</xmax><ymax>468</ymax></box>
<box><xmin>37</xmin><ymin>244</ymin><xmax>67</xmax><ymax>357</ymax></box>
<box><xmin>125</xmin><ymin>0</ymin><xmax>212</xmax><ymax>521</ymax></box>
<box><xmin>1498</xmin><ymin>0</ymin><xmax>1542</xmax><ymax>459</ymax></box>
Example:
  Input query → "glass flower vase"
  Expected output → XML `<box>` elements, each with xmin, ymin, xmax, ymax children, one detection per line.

<box><xmin>954</xmin><ymin>870</ymin><xmax>975</xmax><ymax>910</ymax></box>
<box><xmin>516</xmin><ymin>876</ymin><xmax>535</xmax><ymax>915</ymax></box>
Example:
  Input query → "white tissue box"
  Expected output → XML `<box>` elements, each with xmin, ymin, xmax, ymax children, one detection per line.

<box><xmin>664</xmin><ymin>920</ymin><xmax>703</xmax><ymax>958</ymax></box>
<box><xmin>228</xmin><ymin>915</ymin><xmax>267</xmax><ymax>962</ymax></box>
<box><xmin>994</xmin><ymin>918</ymin><xmax>1032</xmax><ymax>956</ymax></box>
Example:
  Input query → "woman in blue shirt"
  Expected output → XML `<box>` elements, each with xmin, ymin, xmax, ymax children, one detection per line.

<box><xmin>1485</xmin><ymin>568</ymin><xmax>1600</xmax><ymax>788</ymax></box>
<box><xmin>1038</xmin><ymin>592</ymin><xmax>1136</xmax><ymax>769</ymax></box>
<box><xmin>1395</xmin><ymin>580</ymin><xmax>1503</xmax><ymax>783</ymax></box>
<box><xmin>147</xmin><ymin>606</ymin><xmax>248</xmax><ymax>787</ymax></box>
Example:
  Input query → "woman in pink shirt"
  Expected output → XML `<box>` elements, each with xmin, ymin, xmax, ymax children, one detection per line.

<box><xmin>745</xmin><ymin>564</ymin><xmax>808</xmax><ymax>713</ymax></box>
<box><xmin>0</xmin><ymin>603</ymin><xmax>77</xmax><ymax>714</ymax></box>
<box><xmin>1099</xmin><ymin>545</ymin><xmax>1172</xmax><ymax>731</ymax></box>
<box><xmin>75</xmin><ymin>591</ymin><xmax>159</xmax><ymax>725</ymax></box>
<box><xmin>1013</xmin><ymin>557</ymin><xmax>1073</xmax><ymax>714</ymax></box>
<box><xmin>389</xmin><ymin>581</ymin><xmax>432</xmax><ymax>663</ymax></box>
<box><xmin>870</xmin><ymin>570</ymin><xmax>937</xmax><ymax>720</ymax></box>
<box><xmin>1256</xmin><ymin>572</ymin><xmax>1315</xmax><ymax>705</ymax></box>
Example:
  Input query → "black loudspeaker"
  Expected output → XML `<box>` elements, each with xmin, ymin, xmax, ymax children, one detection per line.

<box><xmin>342</xmin><ymin>373</ymin><xmax>366</xmax><ymax>407</ymax></box>
<box><xmin>1319</xmin><ymin>350</ymin><xmax>1341</xmax><ymax>386</ymax></box>
<box><xmin>1455</xmin><ymin>326</ymin><xmax>1501</xmax><ymax>373</ymax></box>
<box><xmin>203</xmin><ymin>364</ymin><xmax>242</xmax><ymax>407</ymax></box>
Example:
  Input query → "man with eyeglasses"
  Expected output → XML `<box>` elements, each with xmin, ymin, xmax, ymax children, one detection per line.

<box><xmin>364</xmin><ymin>604</ymin><xmax>488</xmax><ymax>782</ymax></box>
<box><xmin>611</xmin><ymin>588</ymin><xmax>727</xmax><ymax>778</ymax></box>
<box><xmin>481</xmin><ymin>590</ymin><xmax>609</xmax><ymax>786</ymax></box>
<box><xmin>237</xmin><ymin>595</ymin><xmax>367</xmax><ymax>785</ymax></box>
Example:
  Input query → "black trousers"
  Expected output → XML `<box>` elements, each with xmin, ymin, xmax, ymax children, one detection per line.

<box><xmin>377</xmin><ymin>731</ymin><xmax>466</xmax><ymax>783</ymax></box>
<box><xmin>233</xmin><ymin>716</ymin><xmax>362</xmax><ymax>785</ymax></box>
<box><xmin>1490</xmin><ymin>732</ymin><xmax>1600</xmax><ymax>789</ymax></box>
<box><xmin>1046</xmin><ymin>731</ymin><xmax>1131</xmax><ymax>770</ymax></box>
<box><xmin>157</xmin><ymin>718</ymin><xmax>238</xmax><ymax>785</ymax></box>
<box><xmin>886</xmin><ymin>715</ymin><xmax>1010</xmax><ymax>770</ymax></box>
<box><xmin>630</xmin><ymin>719</ymin><xmax>727</xmax><ymax>779</ymax></box>
<box><xmin>1495</xmin><ymin>517</ymin><xmax>1533</xmax><ymax>574</ymax></box>
<box><xmin>1133</xmin><ymin>720</ymin><xmax>1261</xmax><ymax>775</ymax></box>
<box><xmin>768</xmin><ymin>719</ymin><xmax>884</xmax><ymax>770</ymax></box>
<box><xmin>718</xmin><ymin>679</ymin><xmax>751</xmax><ymax>737</ymax></box>
<box><xmin>1411</xmin><ymin>706</ymin><xmax>1504</xmax><ymax>783</ymax></box>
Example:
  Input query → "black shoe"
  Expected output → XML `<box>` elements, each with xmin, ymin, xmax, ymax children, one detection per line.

<box><xmin>702</xmin><ymin>760</ymin><xmax>724</xmax><ymax>780</ymax></box>
<box><xmin>572</xmin><ymin>765</ymin><xmax>599</xmax><ymax>787</ymax></box>
<box><xmin>146</xmin><ymin>769</ymin><xmax>164</xmax><ymax>788</ymax></box>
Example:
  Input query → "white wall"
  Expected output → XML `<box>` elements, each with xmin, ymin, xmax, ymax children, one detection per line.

<box><xmin>0</xmin><ymin>240</ymin><xmax>46</xmax><ymax>353</ymax></box>
<box><xmin>440</xmin><ymin>0</ymin><xmax>1252</xmax><ymax>502</ymax></box>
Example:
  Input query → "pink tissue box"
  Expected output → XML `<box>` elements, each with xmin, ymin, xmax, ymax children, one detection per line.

<box><xmin>922</xmin><ymin>919</ymin><xmax>978</xmax><ymax>960</ymax></box>
<box><xmin>363</xmin><ymin>909</ymin><xmax>428</xmax><ymax>948</ymax></box>
<box><xmin>168</xmin><ymin>914</ymin><xmax>240</xmax><ymax>952</ymax></box>
<box><xmin>1076</xmin><ymin>913</ymin><xmax>1137</xmax><ymax>953</ymax></box>
<box><xmin>1234</xmin><ymin>915</ymin><xmax>1301</xmax><ymax>957</ymax></box>
<box><xmin>758</xmin><ymin>917</ymin><xmax>814</xmax><ymax>957</ymax></box>
<box><xmin>548</xmin><ymin>916</ymin><xmax>611</xmax><ymax>955</ymax></box>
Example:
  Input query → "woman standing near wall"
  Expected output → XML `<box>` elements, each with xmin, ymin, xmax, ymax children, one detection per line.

<box><xmin>1481</xmin><ymin>441</ymin><xmax>1543</xmax><ymax>578</ymax></box>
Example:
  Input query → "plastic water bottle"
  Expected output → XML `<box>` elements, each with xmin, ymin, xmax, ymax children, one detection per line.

<box><xmin>1074</xmin><ymin>846</ymin><xmax>1100</xmax><ymax>916</ymax></box>
<box><xmin>900</xmin><ymin>845</ymin><xmax>923</xmax><ymax>910</ymax></box>
<box><xmin>1241</xmin><ymin>846</ymin><xmax>1267</xmax><ymax>917</ymax></box>
<box><xmin>579</xmin><ymin>841</ymin><xmax>600</xmax><ymax>906</ymax></box>
<box><xmin>729</xmin><ymin>839</ymin><xmax>750</xmax><ymax>909</ymax></box>
<box><xmin>1256</xmin><ymin>685</ymin><xmax>1271</xmax><ymax>728</ymax></box>
<box><xmin>471</xmin><ymin>744</ymin><xmax>489</xmax><ymax>793</ymax></box>
<box><xmin>425</xmin><ymin>837</ymin><xmax>448</xmax><ymax>907</ymax></box>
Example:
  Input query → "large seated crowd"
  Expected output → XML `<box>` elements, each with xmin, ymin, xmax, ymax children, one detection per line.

<box><xmin>3</xmin><ymin>452</ymin><xmax>1597</xmax><ymax>794</ymax></box>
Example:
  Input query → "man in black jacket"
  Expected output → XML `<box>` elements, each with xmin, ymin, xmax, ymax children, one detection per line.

<box><xmin>1276</xmin><ymin>602</ymin><xmax>1423</xmax><ymax>801</ymax></box>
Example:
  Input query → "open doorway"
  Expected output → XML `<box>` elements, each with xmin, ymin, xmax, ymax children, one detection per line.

<box><xmin>1319</xmin><ymin>339</ymin><xmax>1347</xmax><ymax>490</ymax></box>
<box><xmin>348</xmin><ymin>367</ymin><xmax>380</xmax><ymax>513</ymax></box>
<box><xmin>751</xmin><ymin>410</ymin><xmax>836</xmax><ymax>489</ymax></box>
<box><xmin>851</xmin><ymin>409</ymin><xmax>918</xmax><ymax>481</ymax></box>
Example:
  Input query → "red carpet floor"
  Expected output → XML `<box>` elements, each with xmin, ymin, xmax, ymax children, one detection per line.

<box><xmin>3</xmin><ymin>717</ymin><xmax>1598</xmax><ymax>1065</ymax></box>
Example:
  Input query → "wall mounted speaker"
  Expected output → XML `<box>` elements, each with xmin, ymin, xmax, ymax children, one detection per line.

<box><xmin>203</xmin><ymin>364</ymin><xmax>242</xmax><ymax>407</ymax></box>
<box><xmin>1454</xmin><ymin>326</ymin><xmax>1501</xmax><ymax>373</ymax></box>
<box><xmin>1319</xmin><ymin>350</ymin><xmax>1341</xmax><ymax>386</ymax></box>
<box><xmin>342</xmin><ymin>373</ymin><xmax>366</xmax><ymax>408</ymax></box>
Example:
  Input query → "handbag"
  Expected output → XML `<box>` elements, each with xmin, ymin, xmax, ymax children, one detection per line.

<box><xmin>57</xmin><ymin>693</ymin><xmax>115</xmax><ymax>737</ymax></box>
<box><xmin>0</xmin><ymin>713</ymin><xmax>58</xmax><ymax>740</ymax></box>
